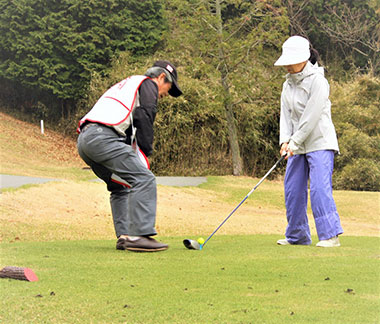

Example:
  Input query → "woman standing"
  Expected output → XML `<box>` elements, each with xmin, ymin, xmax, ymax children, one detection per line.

<box><xmin>274</xmin><ymin>35</ymin><xmax>343</xmax><ymax>247</ymax></box>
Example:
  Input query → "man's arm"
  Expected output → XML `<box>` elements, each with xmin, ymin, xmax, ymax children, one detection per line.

<box><xmin>132</xmin><ymin>78</ymin><xmax>158</xmax><ymax>157</ymax></box>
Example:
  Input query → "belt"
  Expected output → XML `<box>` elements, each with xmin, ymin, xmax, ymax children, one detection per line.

<box><xmin>81</xmin><ymin>123</ymin><xmax>100</xmax><ymax>132</ymax></box>
<box><xmin>81</xmin><ymin>122</ymin><xmax>126</xmax><ymax>138</ymax></box>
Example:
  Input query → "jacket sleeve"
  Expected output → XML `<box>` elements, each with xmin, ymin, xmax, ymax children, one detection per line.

<box><xmin>133</xmin><ymin>78</ymin><xmax>158</xmax><ymax>157</ymax></box>
<box><xmin>279</xmin><ymin>83</ymin><xmax>292</xmax><ymax>145</ymax></box>
<box><xmin>290</xmin><ymin>75</ymin><xmax>329</xmax><ymax>146</ymax></box>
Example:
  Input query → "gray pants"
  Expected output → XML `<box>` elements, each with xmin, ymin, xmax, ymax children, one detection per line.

<box><xmin>77</xmin><ymin>124</ymin><xmax>157</xmax><ymax>237</ymax></box>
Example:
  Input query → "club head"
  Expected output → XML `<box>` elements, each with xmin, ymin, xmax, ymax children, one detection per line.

<box><xmin>183</xmin><ymin>239</ymin><xmax>202</xmax><ymax>250</ymax></box>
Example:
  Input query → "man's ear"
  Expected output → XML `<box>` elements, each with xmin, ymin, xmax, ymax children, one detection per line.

<box><xmin>158</xmin><ymin>72</ymin><xmax>167</xmax><ymax>82</ymax></box>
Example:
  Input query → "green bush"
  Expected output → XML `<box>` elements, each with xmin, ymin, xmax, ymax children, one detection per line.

<box><xmin>334</xmin><ymin>125</ymin><xmax>378</xmax><ymax>169</ymax></box>
<box><xmin>152</xmin><ymin>77</ymin><xmax>231</xmax><ymax>175</ymax></box>
<box><xmin>331</xmin><ymin>74</ymin><xmax>380</xmax><ymax>191</ymax></box>
<box><xmin>334</xmin><ymin>158</ymin><xmax>380</xmax><ymax>191</ymax></box>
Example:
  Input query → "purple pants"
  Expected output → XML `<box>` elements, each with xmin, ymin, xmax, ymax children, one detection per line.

<box><xmin>284</xmin><ymin>150</ymin><xmax>343</xmax><ymax>244</ymax></box>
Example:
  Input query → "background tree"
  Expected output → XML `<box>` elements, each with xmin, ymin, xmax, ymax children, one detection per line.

<box><xmin>0</xmin><ymin>0</ymin><xmax>166</xmax><ymax>120</ymax></box>
<box><xmin>284</xmin><ymin>0</ymin><xmax>380</xmax><ymax>75</ymax></box>
<box><xmin>158</xmin><ymin>0</ymin><xmax>288</xmax><ymax>175</ymax></box>
<box><xmin>1</xmin><ymin>0</ymin><xmax>378</xmax><ymax>190</ymax></box>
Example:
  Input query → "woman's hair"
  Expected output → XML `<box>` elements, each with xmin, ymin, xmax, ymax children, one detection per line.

<box><xmin>309</xmin><ymin>47</ymin><xmax>320</xmax><ymax>65</ymax></box>
<box><xmin>145</xmin><ymin>66</ymin><xmax>172</xmax><ymax>83</ymax></box>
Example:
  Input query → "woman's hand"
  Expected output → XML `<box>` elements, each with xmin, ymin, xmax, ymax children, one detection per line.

<box><xmin>280</xmin><ymin>142</ymin><xmax>294</xmax><ymax>158</ymax></box>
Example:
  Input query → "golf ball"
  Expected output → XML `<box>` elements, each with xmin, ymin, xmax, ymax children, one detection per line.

<box><xmin>197</xmin><ymin>237</ymin><xmax>205</xmax><ymax>245</ymax></box>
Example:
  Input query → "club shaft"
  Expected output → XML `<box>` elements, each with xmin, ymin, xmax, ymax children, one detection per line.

<box><xmin>203</xmin><ymin>195</ymin><xmax>249</xmax><ymax>246</ymax></box>
<box><xmin>247</xmin><ymin>155</ymin><xmax>285</xmax><ymax>197</ymax></box>
<box><xmin>203</xmin><ymin>155</ymin><xmax>285</xmax><ymax>247</ymax></box>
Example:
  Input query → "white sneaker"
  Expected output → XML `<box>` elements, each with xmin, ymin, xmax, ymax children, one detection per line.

<box><xmin>316</xmin><ymin>236</ymin><xmax>340</xmax><ymax>247</ymax></box>
<box><xmin>277</xmin><ymin>238</ymin><xmax>290</xmax><ymax>245</ymax></box>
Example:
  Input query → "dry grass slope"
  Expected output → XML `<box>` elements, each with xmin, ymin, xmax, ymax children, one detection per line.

<box><xmin>0</xmin><ymin>112</ymin><xmax>85</xmax><ymax>178</ymax></box>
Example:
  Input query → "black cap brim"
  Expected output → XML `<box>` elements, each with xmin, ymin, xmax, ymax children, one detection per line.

<box><xmin>169</xmin><ymin>77</ymin><xmax>182</xmax><ymax>97</ymax></box>
<box><xmin>153</xmin><ymin>60</ymin><xmax>182</xmax><ymax>97</ymax></box>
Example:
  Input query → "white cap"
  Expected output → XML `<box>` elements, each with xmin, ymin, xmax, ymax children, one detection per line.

<box><xmin>274</xmin><ymin>36</ymin><xmax>310</xmax><ymax>66</ymax></box>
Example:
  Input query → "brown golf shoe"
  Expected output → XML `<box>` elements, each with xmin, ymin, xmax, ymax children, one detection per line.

<box><xmin>116</xmin><ymin>237</ymin><xmax>127</xmax><ymax>250</ymax></box>
<box><xmin>125</xmin><ymin>236</ymin><xmax>169</xmax><ymax>252</ymax></box>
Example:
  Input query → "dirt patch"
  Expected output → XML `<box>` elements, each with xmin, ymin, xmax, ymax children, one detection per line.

<box><xmin>1</xmin><ymin>181</ymin><xmax>378</xmax><ymax>243</ymax></box>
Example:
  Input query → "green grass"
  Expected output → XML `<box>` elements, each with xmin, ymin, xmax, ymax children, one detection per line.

<box><xmin>1</xmin><ymin>236</ymin><xmax>379</xmax><ymax>324</ymax></box>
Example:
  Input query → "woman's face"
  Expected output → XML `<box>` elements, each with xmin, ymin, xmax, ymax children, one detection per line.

<box><xmin>285</xmin><ymin>61</ymin><xmax>307</xmax><ymax>74</ymax></box>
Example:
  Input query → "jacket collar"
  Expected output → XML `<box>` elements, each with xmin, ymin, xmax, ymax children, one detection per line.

<box><xmin>286</xmin><ymin>61</ymin><xmax>324</xmax><ymax>85</ymax></box>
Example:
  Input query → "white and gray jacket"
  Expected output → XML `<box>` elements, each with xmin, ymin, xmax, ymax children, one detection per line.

<box><xmin>279</xmin><ymin>61</ymin><xmax>339</xmax><ymax>154</ymax></box>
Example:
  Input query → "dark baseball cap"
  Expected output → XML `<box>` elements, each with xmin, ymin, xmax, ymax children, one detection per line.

<box><xmin>153</xmin><ymin>60</ymin><xmax>182</xmax><ymax>97</ymax></box>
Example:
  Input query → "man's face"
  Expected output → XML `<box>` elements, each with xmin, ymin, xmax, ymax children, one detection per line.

<box><xmin>156</xmin><ymin>73</ymin><xmax>172</xmax><ymax>99</ymax></box>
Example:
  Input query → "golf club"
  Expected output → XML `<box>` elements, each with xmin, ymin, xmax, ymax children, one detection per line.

<box><xmin>183</xmin><ymin>154</ymin><xmax>286</xmax><ymax>250</ymax></box>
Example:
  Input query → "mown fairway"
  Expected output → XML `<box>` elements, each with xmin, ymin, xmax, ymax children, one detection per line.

<box><xmin>1</xmin><ymin>236</ymin><xmax>379</xmax><ymax>324</ymax></box>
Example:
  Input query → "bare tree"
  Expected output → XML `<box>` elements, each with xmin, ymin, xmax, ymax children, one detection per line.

<box><xmin>164</xmin><ymin>0</ymin><xmax>288</xmax><ymax>175</ymax></box>
<box><xmin>315</xmin><ymin>3</ymin><xmax>380</xmax><ymax>70</ymax></box>
<box><xmin>205</xmin><ymin>0</ymin><xmax>279</xmax><ymax>175</ymax></box>
<box><xmin>215</xmin><ymin>0</ymin><xmax>243</xmax><ymax>176</ymax></box>
<box><xmin>284</xmin><ymin>0</ymin><xmax>380</xmax><ymax>73</ymax></box>
<box><xmin>286</xmin><ymin>0</ymin><xmax>311</xmax><ymax>36</ymax></box>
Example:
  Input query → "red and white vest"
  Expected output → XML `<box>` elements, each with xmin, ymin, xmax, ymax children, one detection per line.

<box><xmin>77</xmin><ymin>75</ymin><xmax>150</xmax><ymax>136</ymax></box>
<box><xmin>77</xmin><ymin>75</ymin><xmax>151</xmax><ymax>170</ymax></box>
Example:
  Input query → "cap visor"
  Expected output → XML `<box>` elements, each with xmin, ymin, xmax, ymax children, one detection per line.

<box><xmin>169</xmin><ymin>78</ymin><xmax>182</xmax><ymax>97</ymax></box>
<box><xmin>274</xmin><ymin>53</ymin><xmax>311</xmax><ymax>66</ymax></box>
<box><xmin>274</xmin><ymin>55</ymin><xmax>293</xmax><ymax>66</ymax></box>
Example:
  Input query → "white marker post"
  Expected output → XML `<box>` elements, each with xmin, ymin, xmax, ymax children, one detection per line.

<box><xmin>40</xmin><ymin>120</ymin><xmax>44</xmax><ymax>135</ymax></box>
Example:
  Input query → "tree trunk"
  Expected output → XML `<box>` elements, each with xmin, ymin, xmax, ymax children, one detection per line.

<box><xmin>221</xmin><ymin>79</ymin><xmax>243</xmax><ymax>175</ymax></box>
<box><xmin>215</xmin><ymin>0</ymin><xmax>243</xmax><ymax>176</ymax></box>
